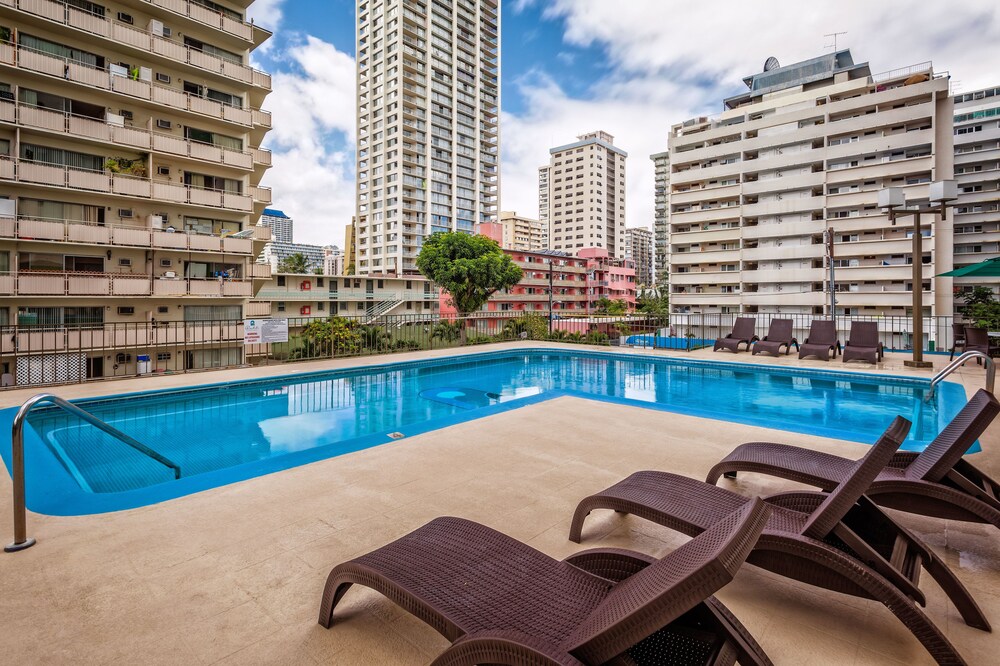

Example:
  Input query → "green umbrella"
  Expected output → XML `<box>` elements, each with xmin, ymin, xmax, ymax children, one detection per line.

<box><xmin>937</xmin><ymin>257</ymin><xmax>1000</xmax><ymax>277</ymax></box>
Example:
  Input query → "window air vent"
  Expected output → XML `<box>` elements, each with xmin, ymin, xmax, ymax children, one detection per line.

<box><xmin>117</xmin><ymin>306</ymin><xmax>135</xmax><ymax>315</ymax></box>
<box><xmin>156</xmin><ymin>119</ymin><xmax>172</xmax><ymax>130</ymax></box>
<box><xmin>117</xmin><ymin>12</ymin><xmax>133</xmax><ymax>24</ymax></box>
<box><xmin>118</xmin><ymin>208</ymin><xmax>134</xmax><ymax>218</ymax></box>
<box><xmin>157</xmin><ymin>166</ymin><xmax>170</xmax><ymax>176</ymax></box>
<box><xmin>156</xmin><ymin>73</ymin><xmax>171</xmax><ymax>84</ymax></box>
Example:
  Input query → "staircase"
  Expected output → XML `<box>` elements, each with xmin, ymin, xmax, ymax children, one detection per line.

<box><xmin>365</xmin><ymin>299</ymin><xmax>405</xmax><ymax>324</ymax></box>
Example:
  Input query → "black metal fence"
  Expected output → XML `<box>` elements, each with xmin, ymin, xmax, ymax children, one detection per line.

<box><xmin>0</xmin><ymin>311</ymin><xmax>970</xmax><ymax>390</ymax></box>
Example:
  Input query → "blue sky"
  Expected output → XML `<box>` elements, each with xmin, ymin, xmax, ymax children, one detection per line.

<box><xmin>248</xmin><ymin>0</ymin><xmax>1000</xmax><ymax>247</ymax></box>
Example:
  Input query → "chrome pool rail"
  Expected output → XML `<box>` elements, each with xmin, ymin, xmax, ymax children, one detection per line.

<box><xmin>926</xmin><ymin>351</ymin><xmax>995</xmax><ymax>402</ymax></box>
<box><xmin>5</xmin><ymin>393</ymin><xmax>181</xmax><ymax>553</ymax></box>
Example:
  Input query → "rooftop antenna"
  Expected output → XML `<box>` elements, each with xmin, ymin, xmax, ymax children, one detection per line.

<box><xmin>824</xmin><ymin>31</ymin><xmax>847</xmax><ymax>52</ymax></box>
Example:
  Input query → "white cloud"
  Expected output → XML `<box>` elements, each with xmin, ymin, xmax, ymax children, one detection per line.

<box><xmin>247</xmin><ymin>0</ymin><xmax>286</xmax><ymax>33</ymax></box>
<box><xmin>260</xmin><ymin>37</ymin><xmax>357</xmax><ymax>247</ymax></box>
<box><xmin>502</xmin><ymin>0</ymin><xmax>1000</xmax><ymax>235</ymax></box>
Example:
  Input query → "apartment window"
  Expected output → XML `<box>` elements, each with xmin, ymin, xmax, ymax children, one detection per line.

<box><xmin>17</xmin><ymin>306</ymin><xmax>103</xmax><ymax>326</ymax></box>
<box><xmin>183</xmin><ymin>305</ymin><xmax>242</xmax><ymax>321</ymax></box>
<box><xmin>184</xmin><ymin>172</ymin><xmax>242</xmax><ymax>194</ymax></box>
<box><xmin>183</xmin><ymin>37</ymin><xmax>242</xmax><ymax>65</ymax></box>
<box><xmin>277</xmin><ymin>302</ymin><xmax>285</xmax><ymax>312</ymax></box>
<box><xmin>20</xmin><ymin>143</ymin><xmax>103</xmax><ymax>171</ymax></box>
<box><xmin>184</xmin><ymin>127</ymin><xmax>244</xmax><ymax>151</ymax></box>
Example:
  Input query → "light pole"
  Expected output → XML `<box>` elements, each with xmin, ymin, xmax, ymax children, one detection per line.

<box><xmin>548</xmin><ymin>259</ymin><xmax>554</xmax><ymax>334</ymax></box>
<box><xmin>878</xmin><ymin>180</ymin><xmax>958</xmax><ymax>368</ymax></box>
<box><xmin>824</xmin><ymin>227</ymin><xmax>836</xmax><ymax>317</ymax></box>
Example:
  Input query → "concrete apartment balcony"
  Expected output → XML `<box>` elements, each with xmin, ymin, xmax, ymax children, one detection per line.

<box><xmin>742</xmin><ymin>220</ymin><xmax>824</xmax><ymax>240</ymax></box>
<box><xmin>669</xmin><ymin>205</ymin><xmax>742</xmax><ymax>226</ymax></box>
<box><xmin>741</xmin><ymin>244</ymin><xmax>824</xmax><ymax>262</ymax></box>
<box><xmin>740</xmin><ymin>291</ymin><xmax>825</xmax><ymax>307</ymax></box>
<box><xmin>1</xmin><ymin>319</ymin><xmax>246</xmax><ymax>355</ymax></box>
<box><xmin>742</xmin><ymin>195</ymin><xmax>825</xmax><ymax>218</ymax></box>
<box><xmin>670</xmin><ymin>162</ymin><xmax>743</xmax><ymax>187</ymax></box>
<box><xmin>824</xmin><ymin>129</ymin><xmax>935</xmax><ymax>164</ymax></box>
<box><xmin>3</xmin><ymin>271</ymin><xmax>255</xmax><ymax>297</ymax></box>
<box><xmin>742</xmin><ymin>171</ymin><xmax>825</xmax><ymax>197</ymax></box>
<box><xmin>6</xmin><ymin>101</ymin><xmax>256</xmax><ymax>171</ymax></box>
<box><xmin>245</xmin><ymin>301</ymin><xmax>272</xmax><ymax>317</ymax></box>
<box><xmin>670</xmin><ymin>249</ymin><xmax>742</xmax><ymax>266</ymax></box>
<box><xmin>5</xmin><ymin>0</ymin><xmax>271</xmax><ymax>90</ymax></box>
<box><xmin>250</xmin><ymin>185</ymin><xmax>272</xmax><ymax>206</ymax></box>
<box><xmin>670</xmin><ymin>226</ymin><xmax>741</xmax><ymax>245</ymax></box>
<box><xmin>742</xmin><ymin>267</ymin><xmax>822</xmax><ymax>283</ymax></box>
<box><xmin>1</xmin><ymin>216</ymin><xmax>257</xmax><ymax>254</ymax></box>
<box><xmin>826</xmin><ymin>156</ymin><xmax>935</xmax><ymax>185</ymax></box>
<box><xmin>144</xmin><ymin>0</ymin><xmax>263</xmax><ymax>43</ymax></box>
<box><xmin>669</xmin><ymin>271</ymin><xmax>740</xmax><ymax>286</ymax></box>
<box><xmin>0</xmin><ymin>158</ymin><xmax>254</xmax><ymax>211</ymax></box>
<box><xmin>0</xmin><ymin>43</ymin><xmax>263</xmax><ymax>128</ymax></box>
<box><xmin>836</xmin><ymin>237</ymin><xmax>924</xmax><ymax>257</ymax></box>
<box><xmin>833</xmin><ymin>290</ymin><xmax>934</xmax><ymax>307</ymax></box>
<box><xmin>834</xmin><ymin>264</ymin><xmax>914</xmax><ymax>281</ymax></box>
<box><xmin>669</xmin><ymin>183</ymin><xmax>741</xmax><ymax>206</ymax></box>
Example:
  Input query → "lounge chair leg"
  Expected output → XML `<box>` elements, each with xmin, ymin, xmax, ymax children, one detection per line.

<box><xmin>723</xmin><ymin>471</ymin><xmax>738</xmax><ymax>479</ymax></box>
<box><xmin>569</xmin><ymin>496</ymin><xmax>631</xmax><ymax>543</ymax></box>
<box><xmin>318</xmin><ymin>571</ymin><xmax>355</xmax><ymax>629</ymax></box>
<box><xmin>924</xmin><ymin>554</ymin><xmax>991</xmax><ymax>631</ymax></box>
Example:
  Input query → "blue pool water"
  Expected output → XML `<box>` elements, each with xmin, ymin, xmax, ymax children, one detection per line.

<box><xmin>0</xmin><ymin>349</ymin><xmax>967</xmax><ymax>515</ymax></box>
<box><xmin>626</xmin><ymin>334</ymin><xmax>714</xmax><ymax>350</ymax></box>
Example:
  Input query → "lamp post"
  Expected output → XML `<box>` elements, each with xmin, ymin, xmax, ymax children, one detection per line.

<box><xmin>878</xmin><ymin>180</ymin><xmax>958</xmax><ymax>368</ymax></box>
<box><xmin>548</xmin><ymin>259</ymin><xmax>554</xmax><ymax>334</ymax></box>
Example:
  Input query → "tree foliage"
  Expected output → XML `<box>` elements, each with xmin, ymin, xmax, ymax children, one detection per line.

<box><xmin>595</xmin><ymin>297</ymin><xmax>627</xmax><ymax>315</ymax></box>
<box><xmin>416</xmin><ymin>232</ymin><xmax>522</xmax><ymax>317</ymax></box>
<box><xmin>962</xmin><ymin>287</ymin><xmax>1000</xmax><ymax>330</ymax></box>
<box><xmin>278</xmin><ymin>252</ymin><xmax>310</xmax><ymax>274</ymax></box>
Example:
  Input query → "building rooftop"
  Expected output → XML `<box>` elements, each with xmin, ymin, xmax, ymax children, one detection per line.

<box><xmin>724</xmin><ymin>49</ymin><xmax>871</xmax><ymax>109</ymax></box>
<box><xmin>262</xmin><ymin>209</ymin><xmax>291</xmax><ymax>219</ymax></box>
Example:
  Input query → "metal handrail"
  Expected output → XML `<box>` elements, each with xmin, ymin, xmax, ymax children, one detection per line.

<box><xmin>6</xmin><ymin>393</ymin><xmax>181</xmax><ymax>553</ymax></box>
<box><xmin>926</xmin><ymin>351</ymin><xmax>995</xmax><ymax>401</ymax></box>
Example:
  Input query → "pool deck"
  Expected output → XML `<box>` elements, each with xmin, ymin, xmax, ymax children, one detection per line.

<box><xmin>1</xmin><ymin>343</ymin><xmax>998</xmax><ymax>665</ymax></box>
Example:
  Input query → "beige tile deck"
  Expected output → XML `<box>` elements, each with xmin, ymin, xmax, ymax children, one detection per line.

<box><xmin>1</xmin><ymin>343</ymin><xmax>997</xmax><ymax>665</ymax></box>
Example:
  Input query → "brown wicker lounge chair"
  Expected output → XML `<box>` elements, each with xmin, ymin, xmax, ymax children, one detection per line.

<box><xmin>964</xmin><ymin>327</ymin><xmax>999</xmax><ymax>364</ymax></box>
<box><xmin>714</xmin><ymin>318</ymin><xmax>758</xmax><ymax>353</ymax></box>
<box><xmin>949</xmin><ymin>322</ymin><xmax>967</xmax><ymax>361</ymax></box>
<box><xmin>707</xmin><ymin>389</ymin><xmax>1000</xmax><ymax>530</ymax></box>
<box><xmin>797</xmin><ymin>320</ymin><xmax>840</xmax><ymax>361</ymax></box>
<box><xmin>842</xmin><ymin>321</ymin><xmax>883</xmax><ymax>364</ymax></box>
<box><xmin>320</xmin><ymin>502</ymin><xmax>774</xmax><ymax>665</ymax></box>
<box><xmin>751</xmin><ymin>319</ymin><xmax>798</xmax><ymax>357</ymax></box>
<box><xmin>569</xmin><ymin>416</ymin><xmax>987</xmax><ymax>665</ymax></box>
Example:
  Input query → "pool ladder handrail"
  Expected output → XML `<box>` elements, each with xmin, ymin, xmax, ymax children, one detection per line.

<box><xmin>6</xmin><ymin>393</ymin><xmax>181</xmax><ymax>553</ymax></box>
<box><xmin>925</xmin><ymin>351</ymin><xmax>995</xmax><ymax>401</ymax></box>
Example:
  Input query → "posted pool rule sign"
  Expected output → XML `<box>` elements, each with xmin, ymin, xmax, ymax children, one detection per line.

<box><xmin>244</xmin><ymin>318</ymin><xmax>289</xmax><ymax>344</ymax></box>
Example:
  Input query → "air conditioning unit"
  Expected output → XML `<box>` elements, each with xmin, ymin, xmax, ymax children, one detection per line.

<box><xmin>106</xmin><ymin>112</ymin><xmax>125</xmax><ymax>127</ymax></box>
<box><xmin>156</xmin><ymin>119</ymin><xmax>172</xmax><ymax>130</ymax></box>
<box><xmin>119</xmin><ymin>208</ymin><xmax>134</xmax><ymax>218</ymax></box>
<box><xmin>148</xmin><ymin>214</ymin><xmax>164</xmax><ymax>229</ymax></box>
<box><xmin>149</xmin><ymin>19</ymin><xmax>164</xmax><ymax>36</ymax></box>
<box><xmin>138</xmin><ymin>67</ymin><xmax>152</xmax><ymax>82</ymax></box>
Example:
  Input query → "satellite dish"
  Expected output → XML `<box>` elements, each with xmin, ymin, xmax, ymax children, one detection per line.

<box><xmin>764</xmin><ymin>56</ymin><xmax>780</xmax><ymax>72</ymax></box>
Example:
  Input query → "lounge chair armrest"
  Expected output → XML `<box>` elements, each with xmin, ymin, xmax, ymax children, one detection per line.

<box><xmin>564</xmin><ymin>548</ymin><xmax>656</xmax><ymax>583</ymax></box>
<box><xmin>887</xmin><ymin>451</ymin><xmax>919</xmax><ymax>469</ymax></box>
<box><xmin>763</xmin><ymin>490</ymin><xmax>827</xmax><ymax>513</ymax></box>
<box><xmin>432</xmin><ymin>630</ymin><xmax>581</xmax><ymax>666</ymax></box>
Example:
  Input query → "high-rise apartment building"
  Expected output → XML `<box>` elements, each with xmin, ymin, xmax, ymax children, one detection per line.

<box><xmin>625</xmin><ymin>226</ymin><xmax>654</xmax><ymax>288</ymax></box>
<box><xmin>540</xmin><ymin>130</ymin><xmax>627</xmax><ymax>258</ymax></box>
<box><xmin>651</xmin><ymin>151</ymin><xmax>669</xmax><ymax>285</ymax></box>
<box><xmin>354</xmin><ymin>0</ymin><xmax>500</xmax><ymax>276</ymax></box>
<box><xmin>661</xmin><ymin>51</ymin><xmax>953</xmax><ymax>319</ymax></box>
<box><xmin>258</xmin><ymin>207</ymin><xmax>292</xmax><ymax>243</ymax></box>
<box><xmin>0</xmin><ymin>0</ymin><xmax>274</xmax><ymax>383</ymax></box>
<box><xmin>478</xmin><ymin>210</ymin><xmax>546</xmax><ymax>251</ymax></box>
<box><xmin>952</xmin><ymin>86</ymin><xmax>1000</xmax><ymax>302</ymax></box>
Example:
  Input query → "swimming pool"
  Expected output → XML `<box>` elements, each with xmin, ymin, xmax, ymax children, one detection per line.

<box><xmin>0</xmin><ymin>348</ymin><xmax>967</xmax><ymax>515</ymax></box>
<box><xmin>625</xmin><ymin>334</ymin><xmax>714</xmax><ymax>350</ymax></box>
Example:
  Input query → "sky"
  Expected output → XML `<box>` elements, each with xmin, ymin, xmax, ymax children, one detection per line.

<box><xmin>248</xmin><ymin>0</ymin><xmax>1000</xmax><ymax>248</ymax></box>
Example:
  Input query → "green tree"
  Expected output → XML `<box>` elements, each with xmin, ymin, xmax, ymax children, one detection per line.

<box><xmin>278</xmin><ymin>252</ymin><xmax>310</xmax><ymax>274</ymax></box>
<box><xmin>594</xmin><ymin>297</ymin><xmax>626</xmax><ymax>315</ymax></box>
<box><xmin>289</xmin><ymin>318</ymin><xmax>363</xmax><ymax>360</ymax></box>
<box><xmin>416</xmin><ymin>232</ymin><xmax>522</xmax><ymax>341</ymax></box>
<box><xmin>637</xmin><ymin>290</ymin><xmax>670</xmax><ymax>315</ymax></box>
<box><xmin>963</xmin><ymin>287</ymin><xmax>1000</xmax><ymax>330</ymax></box>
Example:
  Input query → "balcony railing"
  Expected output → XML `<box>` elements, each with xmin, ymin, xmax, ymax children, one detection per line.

<box><xmin>6</xmin><ymin>100</ymin><xmax>258</xmax><ymax>170</ymax></box>
<box><xmin>0</xmin><ymin>215</ymin><xmax>258</xmax><ymax>254</ymax></box>
<box><xmin>250</xmin><ymin>185</ymin><xmax>272</xmax><ymax>205</ymax></box>
<box><xmin>2</xmin><ymin>271</ymin><xmax>255</xmax><ymax>297</ymax></box>
<box><xmin>8</xmin><ymin>0</ymin><xmax>271</xmax><ymax>89</ymax></box>
<box><xmin>0</xmin><ymin>43</ymin><xmax>269</xmax><ymax>128</ymax></box>
<box><xmin>0</xmin><ymin>157</ymin><xmax>254</xmax><ymax>212</ymax></box>
<box><xmin>146</xmin><ymin>0</ymin><xmax>263</xmax><ymax>42</ymax></box>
